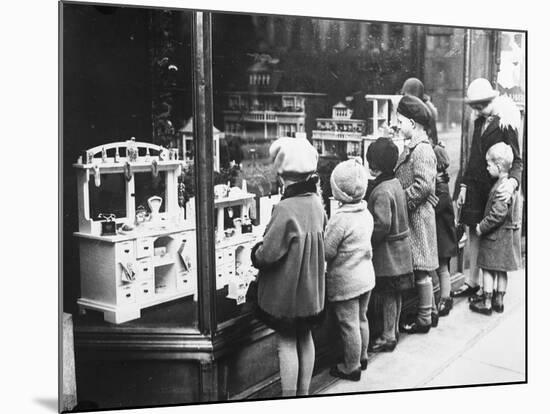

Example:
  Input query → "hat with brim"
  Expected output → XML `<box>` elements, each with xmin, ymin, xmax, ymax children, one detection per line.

<box><xmin>465</xmin><ymin>78</ymin><xmax>499</xmax><ymax>104</ymax></box>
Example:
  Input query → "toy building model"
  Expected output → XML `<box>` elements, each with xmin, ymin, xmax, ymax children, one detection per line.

<box><xmin>222</xmin><ymin>53</ymin><xmax>326</xmax><ymax>143</ymax></box>
<box><xmin>312</xmin><ymin>95</ymin><xmax>404</xmax><ymax>162</ymax></box>
<box><xmin>179</xmin><ymin>117</ymin><xmax>224</xmax><ymax>172</ymax></box>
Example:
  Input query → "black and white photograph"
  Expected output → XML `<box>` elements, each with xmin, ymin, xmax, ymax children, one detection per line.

<box><xmin>6</xmin><ymin>0</ymin><xmax>548</xmax><ymax>413</ymax></box>
<box><xmin>58</xmin><ymin>0</ymin><xmax>528</xmax><ymax>411</ymax></box>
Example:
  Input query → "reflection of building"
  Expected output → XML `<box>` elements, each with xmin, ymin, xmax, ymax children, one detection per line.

<box><xmin>312</xmin><ymin>95</ymin><xmax>402</xmax><ymax>160</ymax></box>
<box><xmin>179</xmin><ymin>117</ymin><xmax>224</xmax><ymax>171</ymax></box>
<box><xmin>222</xmin><ymin>53</ymin><xmax>326</xmax><ymax>145</ymax></box>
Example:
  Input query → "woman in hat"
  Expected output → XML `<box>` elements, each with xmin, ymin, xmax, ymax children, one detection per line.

<box><xmin>401</xmin><ymin>77</ymin><xmax>439</xmax><ymax>145</ymax></box>
<box><xmin>251</xmin><ymin>137</ymin><xmax>327</xmax><ymax>397</ymax></box>
<box><xmin>394</xmin><ymin>95</ymin><xmax>439</xmax><ymax>334</ymax></box>
<box><xmin>453</xmin><ymin>78</ymin><xmax>522</xmax><ymax>301</ymax></box>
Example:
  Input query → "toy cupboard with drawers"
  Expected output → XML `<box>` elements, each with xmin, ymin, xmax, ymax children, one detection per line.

<box><xmin>73</xmin><ymin>140</ymin><xmax>259</xmax><ymax>323</ymax></box>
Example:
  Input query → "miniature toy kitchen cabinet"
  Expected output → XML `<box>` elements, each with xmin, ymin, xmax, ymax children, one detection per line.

<box><xmin>74</xmin><ymin>139</ymin><xmax>260</xmax><ymax>324</ymax></box>
<box><xmin>73</xmin><ymin>139</ymin><xmax>199</xmax><ymax>323</ymax></box>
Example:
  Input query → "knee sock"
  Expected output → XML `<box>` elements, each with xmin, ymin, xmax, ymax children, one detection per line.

<box><xmin>296</xmin><ymin>329</ymin><xmax>315</xmax><ymax>396</ymax></box>
<box><xmin>437</xmin><ymin>259</ymin><xmax>451</xmax><ymax>299</ymax></box>
<box><xmin>381</xmin><ymin>291</ymin><xmax>397</xmax><ymax>342</ymax></box>
<box><xmin>416</xmin><ymin>278</ymin><xmax>433</xmax><ymax>326</ymax></box>
<box><xmin>395</xmin><ymin>292</ymin><xmax>402</xmax><ymax>339</ymax></box>
<box><xmin>276</xmin><ymin>332</ymin><xmax>299</xmax><ymax>397</ymax></box>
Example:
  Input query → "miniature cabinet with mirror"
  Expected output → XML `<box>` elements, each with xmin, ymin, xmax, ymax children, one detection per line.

<box><xmin>74</xmin><ymin>139</ymin><xmax>262</xmax><ymax>324</ymax></box>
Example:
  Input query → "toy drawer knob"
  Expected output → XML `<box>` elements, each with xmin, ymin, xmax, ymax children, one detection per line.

<box><xmin>124</xmin><ymin>249</ymin><xmax>130</xmax><ymax>253</ymax></box>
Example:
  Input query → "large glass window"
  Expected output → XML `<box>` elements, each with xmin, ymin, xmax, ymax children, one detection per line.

<box><xmin>64</xmin><ymin>5</ymin><xmax>199</xmax><ymax>330</ymax></box>
<box><xmin>210</xmin><ymin>14</ymin><xmax>473</xmax><ymax>326</ymax></box>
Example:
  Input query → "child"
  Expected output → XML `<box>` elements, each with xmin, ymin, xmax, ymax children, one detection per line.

<box><xmin>365</xmin><ymin>138</ymin><xmax>414</xmax><ymax>352</ymax></box>
<box><xmin>251</xmin><ymin>137</ymin><xmax>327</xmax><ymax>396</ymax></box>
<box><xmin>432</xmin><ymin>143</ymin><xmax>458</xmax><ymax>316</ymax></box>
<box><xmin>470</xmin><ymin>142</ymin><xmax>522</xmax><ymax>315</ymax></box>
<box><xmin>325</xmin><ymin>158</ymin><xmax>375</xmax><ymax>381</ymax></box>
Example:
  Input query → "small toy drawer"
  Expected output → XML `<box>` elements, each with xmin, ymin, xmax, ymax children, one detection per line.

<box><xmin>136</xmin><ymin>237</ymin><xmax>154</xmax><ymax>258</ymax></box>
<box><xmin>215</xmin><ymin>249</ymin><xmax>226</xmax><ymax>265</ymax></box>
<box><xmin>136</xmin><ymin>280</ymin><xmax>154</xmax><ymax>302</ymax></box>
<box><xmin>136</xmin><ymin>258</ymin><xmax>153</xmax><ymax>280</ymax></box>
<box><xmin>223</xmin><ymin>263</ymin><xmax>236</xmax><ymax>280</ymax></box>
<box><xmin>223</xmin><ymin>249</ymin><xmax>235</xmax><ymax>265</ymax></box>
<box><xmin>116</xmin><ymin>284</ymin><xmax>136</xmax><ymax>305</ymax></box>
<box><xmin>176</xmin><ymin>270</ymin><xmax>193</xmax><ymax>292</ymax></box>
<box><xmin>215</xmin><ymin>266</ymin><xmax>227</xmax><ymax>290</ymax></box>
<box><xmin>116</xmin><ymin>241</ymin><xmax>135</xmax><ymax>261</ymax></box>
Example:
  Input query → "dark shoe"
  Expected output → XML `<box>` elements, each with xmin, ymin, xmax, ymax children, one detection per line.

<box><xmin>468</xmin><ymin>292</ymin><xmax>484</xmax><ymax>303</ymax></box>
<box><xmin>438</xmin><ymin>297</ymin><xmax>454</xmax><ymax>316</ymax></box>
<box><xmin>469</xmin><ymin>300</ymin><xmax>492</xmax><ymax>315</ymax></box>
<box><xmin>431</xmin><ymin>312</ymin><xmax>439</xmax><ymax>327</ymax></box>
<box><xmin>400</xmin><ymin>321</ymin><xmax>431</xmax><ymax>334</ymax></box>
<box><xmin>452</xmin><ymin>283</ymin><xmax>479</xmax><ymax>298</ymax></box>
<box><xmin>329</xmin><ymin>365</ymin><xmax>361</xmax><ymax>381</ymax></box>
<box><xmin>360</xmin><ymin>359</ymin><xmax>368</xmax><ymax>370</ymax></box>
<box><xmin>369</xmin><ymin>339</ymin><xmax>397</xmax><ymax>353</ymax></box>
<box><xmin>492</xmin><ymin>292</ymin><xmax>505</xmax><ymax>313</ymax></box>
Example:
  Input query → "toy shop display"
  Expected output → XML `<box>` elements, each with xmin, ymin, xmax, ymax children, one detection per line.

<box><xmin>73</xmin><ymin>139</ymin><xmax>260</xmax><ymax>324</ymax></box>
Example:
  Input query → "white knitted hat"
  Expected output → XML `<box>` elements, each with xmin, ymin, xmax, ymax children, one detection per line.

<box><xmin>465</xmin><ymin>78</ymin><xmax>499</xmax><ymax>104</ymax></box>
<box><xmin>330</xmin><ymin>158</ymin><xmax>368</xmax><ymax>203</ymax></box>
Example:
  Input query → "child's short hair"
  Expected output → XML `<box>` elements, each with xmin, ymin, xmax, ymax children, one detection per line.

<box><xmin>486</xmin><ymin>142</ymin><xmax>513</xmax><ymax>172</ymax></box>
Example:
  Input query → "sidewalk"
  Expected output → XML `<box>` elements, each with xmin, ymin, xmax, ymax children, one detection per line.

<box><xmin>316</xmin><ymin>268</ymin><xmax>526</xmax><ymax>395</ymax></box>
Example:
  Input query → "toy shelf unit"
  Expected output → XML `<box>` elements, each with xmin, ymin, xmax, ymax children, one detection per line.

<box><xmin>74</xmin><ymin>139</ymin><xmax>198</xmax><ymax>324</ymax></box>
<box><xmin>213</xmin><ymin>184</ymin><xmax>260</xmax><ymax>304</ymax></box>
<box><xmin>363</xmin><ymin>94</ymin><xmax>406</xmax><ymax>159</ymax></box>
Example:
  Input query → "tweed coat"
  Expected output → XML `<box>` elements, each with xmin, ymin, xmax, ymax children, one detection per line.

<box><xmin>477</xmin><ymin>177</ymin><xmax>522</xmax><ymax>272</ymax></box>
<box><xmin>367</xmin><ymin>177</ymin><xmax>414</xmax><ymax>278</ymax></box>
<box><xmin>395</xmin><ymin>133</ymin><xmax>439</xmax><ymax>272</ymax></box>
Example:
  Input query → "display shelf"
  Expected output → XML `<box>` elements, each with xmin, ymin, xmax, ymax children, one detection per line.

<box><xmin>153</xmin><ymin>255</ymin><xmax>175</xmax><ymax>267</ymax></box>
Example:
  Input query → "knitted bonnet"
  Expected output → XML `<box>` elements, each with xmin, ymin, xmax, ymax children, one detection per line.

<box><xmin>330</xmin><ymin>158</ymin><xmax>368</xmax><ymax>203</ymax></box>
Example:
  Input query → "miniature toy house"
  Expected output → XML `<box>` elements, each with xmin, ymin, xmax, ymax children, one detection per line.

<box><xmin>179</xmin><ymin>117</ymin><xmax>224</xmax><ymax>172</ymax></box>
<box><xmin>312</xmin><ymin>102</ymin><xmax>366</xmax><ymax>158</ymax></box>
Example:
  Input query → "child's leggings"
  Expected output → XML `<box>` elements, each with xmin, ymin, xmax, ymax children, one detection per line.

<box><xmin>332</xmin><ymin>291</ymin><xmax>372</xmax><ymax>374</ymax></box>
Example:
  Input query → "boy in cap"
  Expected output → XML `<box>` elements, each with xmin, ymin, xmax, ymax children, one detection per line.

<box><xmin>366</xmin><ymin>138</ymin><xmax>414</xmax><ymax>352</ymax></box>
<box><xmin>251</xmin><ymin>137</ymin><xmax>327</xmax><ymax>396</ymax></box>
<box><xmin>325</xmin><ymin>158</ymin><xmax>375</xmax><ymax>381</ymax></box>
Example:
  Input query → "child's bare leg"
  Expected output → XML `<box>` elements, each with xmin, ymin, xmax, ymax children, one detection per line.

<box><xmin>276</xmin><ymin>331</ymin><xmax>299</xmax><ymax>397</ymax></box>
<box><xmin>296</xmin><ymin>328</ymin><xmax>315</xmax><ymax>396</ymax></box>
<box><xmin>496</xmin><ymin>271</ymin><xmax>508</xmax><ymax>293</ymax></box>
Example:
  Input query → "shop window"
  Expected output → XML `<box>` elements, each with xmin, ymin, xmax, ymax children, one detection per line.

<box><xmin>66</xmin><ymin>7</ymin><xmax>198</xmax><ymax>330</ymax></box>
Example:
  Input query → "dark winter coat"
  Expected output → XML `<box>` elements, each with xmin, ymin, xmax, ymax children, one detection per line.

<box><xmin>477</xmin><ymin>177</ymin><xmax>522</xmax><ymax>272</ymax></box>
<box><xmin>435</xmin><ymin>174</ymin><xmax>458</xmax><ymax>259</ymax></box>
<box><xmin>461</xmin><ymin>97</ymin><xmax>523</xmax><ymax>226</ymax></box>
<box><xmin>395</xmin><ymin>133</ymin><xmax>439</xmax><ymax>272</ymax></box>
<box><xmin>367</xmin><ymin>177</ymin><xmax>414</xmax><ymax>278</ymax></box>
<box><xmin>252</xmin><ymin>181</ymin><xmax>327</xmax><ymax>332</ymax></box>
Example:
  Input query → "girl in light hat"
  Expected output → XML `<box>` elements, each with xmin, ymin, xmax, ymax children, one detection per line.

<box><xmin>325</xmin><ymin>158</ymin><xmax>375</xmax><ymax>381</ymax></box>
<box><xmin>251</xmin><ymin>137</ymin><xmax>327</xmax><ymax>397</ymax></box>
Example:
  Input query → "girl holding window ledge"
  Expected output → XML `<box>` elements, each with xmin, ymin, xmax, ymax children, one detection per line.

<box><xmin>251</xmin><ymin>137</ymin><xmax>326</xmax><ymax>397</ymax></box>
